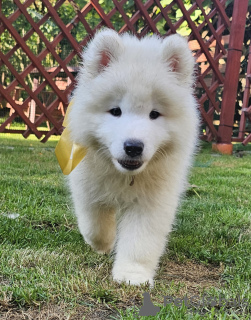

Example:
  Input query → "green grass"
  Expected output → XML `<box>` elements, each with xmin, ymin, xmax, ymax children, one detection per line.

<box><xmin>0</xmin><ymin>135</ymin><xmax>250</xmax><ymax>319</ymax></box>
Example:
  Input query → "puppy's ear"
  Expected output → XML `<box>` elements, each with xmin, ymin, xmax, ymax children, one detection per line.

<box><xmin>162</xmin><ymin>34</ymin><xmax>195</xmax><ymax>87</ymax></box>
<box><xmin>82</xmin><ymin>28</ymin><xmax>123</xmax><ymax>77</ymax></box>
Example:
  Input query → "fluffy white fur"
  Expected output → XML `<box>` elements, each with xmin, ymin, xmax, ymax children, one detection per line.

<box><xmin>67</xmin><ymin>29</ymin><xmax>199</xmax><ymax>286</ymax></box>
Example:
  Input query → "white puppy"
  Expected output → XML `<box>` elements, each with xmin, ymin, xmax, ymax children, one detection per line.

<box><xmin>67</xmin><ymin>29</ymin><xmax>199</xmax><ymax>285</ymax></box>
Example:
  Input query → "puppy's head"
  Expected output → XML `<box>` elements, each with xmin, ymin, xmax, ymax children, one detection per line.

<box><xmin>69</xmin><ymin>29</ymin><xmax>197</xmax><ymax>174</ymax></box>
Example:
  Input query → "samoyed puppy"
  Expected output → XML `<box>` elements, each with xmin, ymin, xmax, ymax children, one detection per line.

<box><xmin>67</xmin><ymin>28</ymin><xmax>199</xmax><ymax>285</ymax></box>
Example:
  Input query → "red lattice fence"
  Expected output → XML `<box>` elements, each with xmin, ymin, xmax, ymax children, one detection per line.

<box><xmin>0</xmin><ymin>0</ymin><xmax>249</xmax><ymax>147</ymax></box>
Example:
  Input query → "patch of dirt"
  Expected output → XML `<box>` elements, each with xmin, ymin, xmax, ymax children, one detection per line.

<box><xmin>156</xmin><ymin>260</ymin><xmax>224</xmax><ymax>297</ymax></box>
<box><xmin>0</xmin><ymin>261</ymin><xmax>224</xmax><ymax>319</ymax></box>
<box><xmin>0</xmin><ymin>303</ymin><xmax>118</xmax><ymax>320</ymax></box>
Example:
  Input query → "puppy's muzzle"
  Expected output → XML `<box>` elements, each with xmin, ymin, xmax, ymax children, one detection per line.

<box><xmin>124</xmin><ymin>140</ymin><xmax>144</xmax><ymax>157</ymax></box>
<box><xmin>117</xmin><ymin>140</ymin><xmax>144</xmax><ymax>171</ymax></box>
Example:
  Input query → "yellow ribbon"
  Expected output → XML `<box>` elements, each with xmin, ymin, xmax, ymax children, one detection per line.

<box><xmin>55</xmin><ymin>100</ymin><xmax>88</xmax><ymax>175</ymax></box>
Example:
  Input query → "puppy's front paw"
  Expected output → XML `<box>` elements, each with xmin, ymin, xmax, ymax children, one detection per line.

<box><xmin>112</xmin><ymin>263</ymin><xmax>154</xmax><ymax>286</ymax></box>
<box><xmin>84</xmin><ymin>235</ymin><xmax>115</xmax><ymax>254</ymax></box>
<box><xmin>86</xmin><ymin>238</ymin><xmax>115</xmax><ymax>254</ymax></box>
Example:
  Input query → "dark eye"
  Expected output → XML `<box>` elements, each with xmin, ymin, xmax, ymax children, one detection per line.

<box><xmin>109</xmin><ymin>107</ymin><xmax>122</xmax><ymax>117</ymax></box>
<box><xmin>149</xmin><ymin>110</ymin><xmax>160</xmax><ymax>120</ymax></box>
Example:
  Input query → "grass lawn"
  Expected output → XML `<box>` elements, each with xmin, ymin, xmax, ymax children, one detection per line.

<box><xmin>0</xmin><ymin>134</ymin><xmax>250</xmax><ymax>320</ymax></box>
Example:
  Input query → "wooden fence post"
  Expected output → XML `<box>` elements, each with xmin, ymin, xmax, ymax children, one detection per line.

<box><xmin>213</xmin><ymin>0</ymin><xmax>249</xmax><ymax>154</ymax></box>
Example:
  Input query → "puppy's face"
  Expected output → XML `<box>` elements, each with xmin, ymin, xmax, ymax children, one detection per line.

<box><xmin>70</xmin><ymin>30</ymin><xmax>196</xmax><ymax>174</ymax></box>
<box><xmin>91</xmin><ymin>78</ymin><xmax>174</xmax><ymax>174</ymax></box>
<box><xmin>103</xmin><ymin>110</ymin><xmax>170</xmax><ymax>174</ymax></box>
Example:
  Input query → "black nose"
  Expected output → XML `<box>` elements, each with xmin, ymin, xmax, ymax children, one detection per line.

<box><xmin>124</xmin><ymin>140</ymin><xmax>144</xmax><ymax>157</ymax></box>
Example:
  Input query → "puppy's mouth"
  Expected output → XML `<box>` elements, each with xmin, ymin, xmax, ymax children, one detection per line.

<box><xmin>117</xmin><ymin>159</ymin><xmax>143</xmax><ymax>171</ymax></box>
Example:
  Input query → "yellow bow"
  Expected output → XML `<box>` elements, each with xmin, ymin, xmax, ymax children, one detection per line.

<box><xmin>55</xmin><ymin>100</ymin><xmax>87</xmax><ymax>175</ymax></box>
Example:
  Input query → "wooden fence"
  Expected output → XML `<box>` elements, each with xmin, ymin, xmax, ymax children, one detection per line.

<box><xmin>0</xmin><ymin>0</ymin><xmax>250</xmax><ymax>148</ymax></box>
